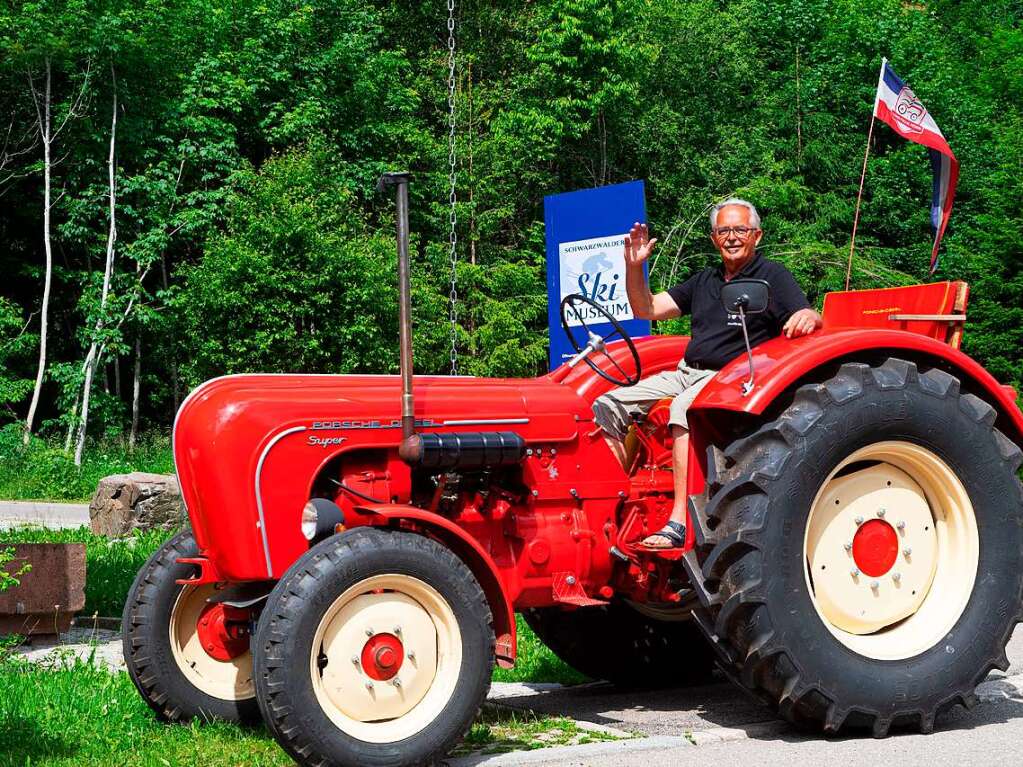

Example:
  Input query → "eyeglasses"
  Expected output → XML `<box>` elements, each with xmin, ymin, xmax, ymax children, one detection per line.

<box><xmin>713</xmin><ymin>226</ymin><xmax>758</xmax><ymax>238</ymax></box>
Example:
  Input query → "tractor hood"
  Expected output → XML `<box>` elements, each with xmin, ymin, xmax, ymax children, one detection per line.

<box><xmin>173</xmin><ymin>373</ymin><xmax>593</xmax><ymax>580</ymax></box>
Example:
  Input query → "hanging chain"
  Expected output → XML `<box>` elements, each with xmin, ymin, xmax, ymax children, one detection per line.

<box><xmin>446</xmin><ymin>0</ymin><xmax>459</xmax><ymax>375</ymax></box>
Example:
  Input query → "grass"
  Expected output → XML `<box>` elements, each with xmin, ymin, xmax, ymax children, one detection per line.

<box><xmin>0</xmin><ymin>653</ymin><xmax>615</xmax><ymax>767</ymax></box>
<box><xmin>0</xmin><ymin>425</ymin><xmax>173</xmax><ymax>502</ymax></box>
<box><xmin>495</xmin><ymin>615</ymin><xmax>589</xmax><ymax>685</ymax></box>
<box><xmin>454</xmin><ymin>705</ymin><xmax>622</xmax><ymax>755</ymax></box>
<box><xmin>0</xmin><ymin>655</ymin><xmax>294</xmax><ymax>767</ymax></box>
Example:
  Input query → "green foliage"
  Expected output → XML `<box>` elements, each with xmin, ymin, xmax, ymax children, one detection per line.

<box><xmin>172</xmin><ymin>148</ymin><xmax>401</xmax><ymax>383</ymax></box>
<box><xmin>0</xmin><ymin>547</ymin><xmax>30</xmax><ymax>593</ymax></box>
<box><xmin>0</xmin><ymin>0</ymin><xmax>1022</xmax><ymax>438</ymax></box>
<box><xmin>0</xmin><ymin>298</ymin><xmax>34</xmax><ymax>424</ymax></box>
<box><xmin>0</xmin><ymin>425</ymin><xmax>172</xmax><ymax>502</ymax></box>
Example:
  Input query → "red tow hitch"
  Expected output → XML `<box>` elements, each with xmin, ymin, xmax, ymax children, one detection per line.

<box><xmin>196</xmin><ymin>603</ymin><xmax>252</xmax><ymax>661</ymax></box>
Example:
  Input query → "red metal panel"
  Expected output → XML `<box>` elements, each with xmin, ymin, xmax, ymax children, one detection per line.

<box><xmin>689</xmin><ymin>328</ymin><xmax>1023</xmax><ymax>441</ymax></box>
<box><xmin>174</xmin><ymin>373</ymin><xmax>601</xmax><ymax>581</ymax></box>
<box><xmin>821</xmin><ymin>282</ymin><xmax>957</xmax><ymax>341</ymax></box>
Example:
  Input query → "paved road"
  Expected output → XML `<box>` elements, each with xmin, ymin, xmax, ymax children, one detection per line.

<box><xmin>461</xmin><ymin>696</ymin><xmax>1023</xmax><ymax>767</ymax></box>
<box><xmin>0</xmin><ymin>500</ymin><xmax>90</xmax><ymax>530</ymax></box>
<box><xmin>456</xmin><ymin>625</ymin><xmax>1023</xmax><ymax>766</ymax></box>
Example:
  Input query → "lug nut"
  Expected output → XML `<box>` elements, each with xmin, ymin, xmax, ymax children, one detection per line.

<box><xmin>850</xmin><ymin>568</ymin><xmax>860</xmax><ymax>578</ymax></box>
<box><xmin>393</xmin><ymin>626</ymin><xmax>402</xmax><ymax>635</ymax></box>
<box><xmin>871</xmin><ymin>580</ymin><xmax>880</xmax><ymax>590</ymax></box>
<box><xmin>392</xmin><ymin>677</ymin><xmax>402</xmax><ymax>688</ymax></box>
<box><xmin>351</xmin><ymin>655</ymin><xmax>360</xmax><ymax>665</ymax></box>
<box><xmin>877</xmin><ymin>508</ymin><xmax>886</xmax><ymax>518</ymax></box>
<box><xmin>903</xmin><ymin>547</ymin><xmax>912</xmax><ymax>557</ymax></box>
<box><xmin>892</xmin><ymin>572</ymin><xmax>902</xmax><ymax>583</ymax></box>
<box><xmin>844</xmin><ymin>542</ymin><xmax>852</xmax><ymax>552</ymax></box>
<box><xmin>896</xmin><ymin>520</ymin><xmax>906</xmax><ymax>531</ymax></box>
<box><xmin>854</xmin><ymin>516</ymin><xmax>864</xmax><ymax>526</ymax></box>
<box><xmin>366</xmin><ymin>628</ymin><xmax>374</xmax><ymax>637</ymax></box>
<box><xmin>365</xmin><ymin>681</ymin><xmax>374</xmax><ymax>690</ymax></box>
<box><xmin>407</xmin><ymin>650</ymin><xmax>416</xmax><ymax>661</ymax></box>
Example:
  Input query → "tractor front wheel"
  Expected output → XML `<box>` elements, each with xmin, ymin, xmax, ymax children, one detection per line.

<box><xmin>687</xmin><ymin>360</ymin><xmax>1023</xmax><ymax>736</ymax></box>
<box><xmin>253</xmin><ymin>527</ymin><xmax>494</xmax><ymax>767</ymax></box>
<box><xmin>122</xmin><ymin>530</ymin><xmax>260</xmax><ymax>724</ymax></box>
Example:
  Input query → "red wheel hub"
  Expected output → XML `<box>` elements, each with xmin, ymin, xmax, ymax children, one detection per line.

<box><xmin>852</xmin><ymin>519</ymin><xmax>899</xmax><ymax>577</ymax></box>
<box><xmin>196</xmin><ymin>603</ymin><xmax>251</xmax><ymax>662</ymax></box>
<box><xmin>361</xmin><ymin>633</ymin><xmax>404</xmax><ymax>681</ymax></box>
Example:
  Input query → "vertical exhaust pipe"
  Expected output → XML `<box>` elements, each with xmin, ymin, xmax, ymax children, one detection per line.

<box><xmin>378</xmin><ymin>172</ymin><xmax>422</xmax><ymax>462</ymax></box>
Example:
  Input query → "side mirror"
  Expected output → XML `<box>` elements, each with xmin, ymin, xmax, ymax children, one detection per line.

<box><xmin>720</xmin><ymin>278</ymin><xmax>771</xmax><ymax>397</ymax></box>
<box><xmin>721</xmin><ymin>278</ymin><xmax>771</xmax><ymax>315</ymax></box>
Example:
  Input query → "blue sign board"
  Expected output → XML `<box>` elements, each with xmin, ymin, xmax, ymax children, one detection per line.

<box><xmin>544</xmin><ymin>180</ymin><xmax>651</xmax><ymax>370</ymax></box>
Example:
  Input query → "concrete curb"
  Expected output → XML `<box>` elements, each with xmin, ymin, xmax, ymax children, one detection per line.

<box><xmin>0</xmin><ymin>501</ymin><xmax>90</xmax><ymax>531</ymax></box>
<box><xmin>448</xmin><ymin>735</ymin><xmax>692</xmax><ymax>766</ymax></box>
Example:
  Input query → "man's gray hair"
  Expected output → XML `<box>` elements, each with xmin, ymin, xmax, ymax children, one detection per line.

<box><xmin>710</xmin><ymin>198</ymin><xmax>761</xmax><ymax>230</ymax></box>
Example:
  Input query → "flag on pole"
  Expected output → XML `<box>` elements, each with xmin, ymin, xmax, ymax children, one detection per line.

<box><xmin>873</xmin><ymin>58</ymin><xmax>959</xmax><ymax>273</ymax></box>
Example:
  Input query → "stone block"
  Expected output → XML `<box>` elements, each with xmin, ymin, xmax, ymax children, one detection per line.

<box><xmin>90</xmin><ymin>472</ymin><xmax>186</xmax><ymax>538</ymax></box>
<box><xmin>0</xmin><ymin>543</ymin><xmax>86</xmax><ymax>636</ymax></box>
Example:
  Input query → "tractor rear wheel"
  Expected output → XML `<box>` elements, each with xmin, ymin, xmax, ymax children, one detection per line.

<box><xmin>685</xmin><ymin>359</ymin><xmax>1023</xmax><ymax>736</ymax></box>
<box><xmin>253</xmin><ymin>527</ymin><xmax>494</xmax><ymax>767</ymax></box>
<box><xmin>523</xmin><ymin>599</ymin><xmax>717</xmax><ymax>688</ymax></box>
<box><xmin>122</xmin><ymin>530</ymin><xmax>260</xmax><ymax>724</ymax></box>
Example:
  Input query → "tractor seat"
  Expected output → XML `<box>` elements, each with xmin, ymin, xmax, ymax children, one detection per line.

<box><xmin>822</xmin><ymin>281</ymin><xmax>969</xmax><ymax>349</ymax></box>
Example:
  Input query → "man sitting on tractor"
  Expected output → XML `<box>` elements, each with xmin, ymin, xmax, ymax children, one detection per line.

<box><xmin>593</xmin><ymin>198</ymin><xmax>823</xmax><ymax>549</ymax></box>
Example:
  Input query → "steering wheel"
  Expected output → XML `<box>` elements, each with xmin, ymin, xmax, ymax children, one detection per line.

<box><xmin>559</xmin><ymin>294</ymin><xmax>642</xmax><ymax>387</ymax></box>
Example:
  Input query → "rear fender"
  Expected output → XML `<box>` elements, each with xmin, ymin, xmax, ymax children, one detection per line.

<box><xmin>687</xmin><ymin>331</ymin><xmax>1023</xmax><ymax>492</ymax></box>
<box><xmin>356</xmin><ymin>503</ymin><xmax>517</xmax><ymax>668</ymax></box>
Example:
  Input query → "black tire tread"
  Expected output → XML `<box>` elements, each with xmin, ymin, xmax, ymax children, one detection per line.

<box><xmin>254</xmin><ymin>527</ymin><xmax>495</xmax><ymax>767</ymax></box>
<box><xmin>687</xmin><ymin>359</ymin><xmax>1023</xmax><ymax>737</ymax></box>
<box><xmin>122</xmin><ymin>529</ymin><xmax>260</xmax><ymax>724</ymax></box>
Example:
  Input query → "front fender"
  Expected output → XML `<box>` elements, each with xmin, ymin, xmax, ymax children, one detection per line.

<box><xmin>689</xmin><ymin>328</ymin><xmax>1023</xmax><ymax>442</ymax></box>
<box><xmin>356</xmin><ymin>503</ymin><xmax>517</xmax><ymax>668</ymax></box>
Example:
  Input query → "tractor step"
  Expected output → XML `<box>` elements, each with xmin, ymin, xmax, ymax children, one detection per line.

<box><xmin>552</xmin><ymin>572</ymin><xmax>608</xmax><ymax>607</ymax></box>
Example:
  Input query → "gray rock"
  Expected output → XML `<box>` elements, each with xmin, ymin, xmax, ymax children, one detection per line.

<box><xmin>89</xmin><ymin>472</ymin><xmax>186</xmax><ymax>537</ymax></box>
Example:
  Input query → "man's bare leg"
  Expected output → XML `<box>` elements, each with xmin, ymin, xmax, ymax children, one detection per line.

<box><xmin>640</xmin><ymin>425</ymin><xmax>688</xmax><ymax>548</ymax></box>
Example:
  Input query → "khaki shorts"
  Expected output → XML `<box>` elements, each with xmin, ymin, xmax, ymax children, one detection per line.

<box><xmin>592</xmin><ymin>363</ymin><xmax>717</xmax><ymax>440</ymax></box>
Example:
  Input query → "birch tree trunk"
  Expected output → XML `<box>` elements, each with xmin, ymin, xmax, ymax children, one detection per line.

<box><xmin>22</xmin><ymin>59</ymin><xmax>53</xmax><ymax>445</ymax></box>
<box><xmin>130</xmin><ymin>333</ymin><xmax>141</xmax><ymax>450</ymax></box>
<box><xmin>74</xmin><ymin>66</ymin><xmax>118</xmax><ymax>466</ymax></box>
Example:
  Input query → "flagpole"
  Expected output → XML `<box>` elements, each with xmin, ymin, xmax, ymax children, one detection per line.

<box><xmin>846</xmin><ymin>57</ymin><xmax>887</xmax><ymax>291</ymax></box>
<box><xmin>845</xmin><ymin>115</ymin><xmax>875</xmax><ymax>291</ymax></box>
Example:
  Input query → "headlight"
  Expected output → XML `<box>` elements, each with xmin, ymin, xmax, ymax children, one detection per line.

<box><xmin>301</xmin><ymin>501</ymin><xmax>318</xmax><ymax>541</ymax></box>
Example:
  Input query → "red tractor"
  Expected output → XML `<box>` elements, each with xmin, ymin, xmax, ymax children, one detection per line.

<box><xmin>124</xmin><ymin>174</ymin><xmax>1023</xmax><ymax>766</ymax></box>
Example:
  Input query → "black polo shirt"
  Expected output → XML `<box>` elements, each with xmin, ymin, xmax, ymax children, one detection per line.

<box><xmin>667</xmin><ymin>254</ymin><xmax>811</xmax><ymax>370</ymax></box>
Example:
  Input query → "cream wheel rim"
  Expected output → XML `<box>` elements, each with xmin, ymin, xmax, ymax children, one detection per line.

<box><xmin>310</xmin><ymin>574</ymin><xmax>462</xmax><ymax>744</ymax></box>
<box><xmin>168</xmin><ymin>584</ymin><xmax>255</xmax><ymax>700</ymax></box>
<box><xmin>803</xmin><ymin>441</ymin><xmax>978</xmax><ymax>661</ymax></box>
